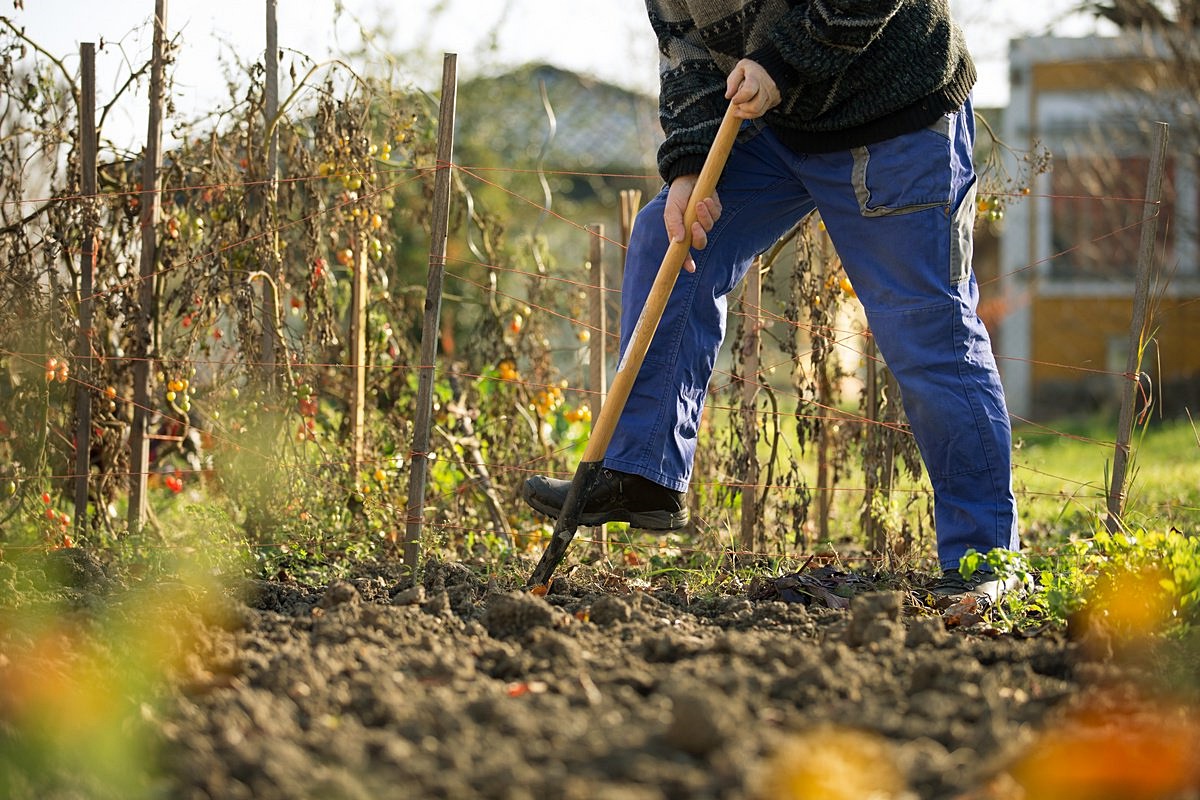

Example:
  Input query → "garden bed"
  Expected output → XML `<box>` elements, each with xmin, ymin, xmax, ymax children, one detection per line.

<box><xmin>4</xmin><ymin>549</ymin><xmax>1198</xmax><ymax>799</ymax></box>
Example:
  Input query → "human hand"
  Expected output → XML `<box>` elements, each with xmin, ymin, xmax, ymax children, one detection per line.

<box><xmin>664</xmin><ymin>174</ymin><xmax>722</xmax><ymax>273</ymax></box>
<box><xmin>726</xmin><ymin>59</ymin><xmax>780</xmax><ymax>119</ymax></box>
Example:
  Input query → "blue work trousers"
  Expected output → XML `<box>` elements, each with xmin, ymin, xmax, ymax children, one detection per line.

<box><xmin>605</xmin><ymin>100</ymin><xmax>1019</xmax><ymax>568</ymax></box>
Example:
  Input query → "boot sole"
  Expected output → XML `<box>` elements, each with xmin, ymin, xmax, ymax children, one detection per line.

<box><xmin>520</xmin><ymin>485</ymin><xmax>689</xmax><ymax>531</ymax></box>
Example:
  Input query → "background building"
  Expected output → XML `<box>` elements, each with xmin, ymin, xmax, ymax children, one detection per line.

<box><xmin>998</xmin><ymin>34</ymin><xmax>1200</xmax><ymax>420</ymax></box>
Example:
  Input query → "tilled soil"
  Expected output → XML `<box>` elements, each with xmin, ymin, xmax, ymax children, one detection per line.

<box><xmin>3</xmin><ymin>550</ymin><xmax>1199</xmax><ymax>799</ymax></box>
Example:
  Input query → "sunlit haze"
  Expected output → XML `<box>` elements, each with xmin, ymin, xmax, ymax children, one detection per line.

<box><xmin>14</xmin><ymin>0</ymin><xmax>1109</xmax><ymax>148</ymax></box>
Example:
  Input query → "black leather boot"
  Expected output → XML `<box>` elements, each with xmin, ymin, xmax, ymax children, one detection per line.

<box><xmin>520</xmin><ymin>468</ymin><xmax>689</xmax><ymax>530</ymax></box>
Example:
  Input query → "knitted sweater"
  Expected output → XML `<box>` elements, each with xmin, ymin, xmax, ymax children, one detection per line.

<box><xmin>646</xmin><ymin>0</ymin><xmax>976</xmax><ymax>181</ymax></box>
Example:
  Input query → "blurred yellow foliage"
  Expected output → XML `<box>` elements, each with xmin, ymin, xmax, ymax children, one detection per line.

<box><xmin>1008</xmin><ymin>704</ymin><xmax>1200</xmax><ymax>800</ymax></box>
<box><xmin>754</xmin><ymin>726</ymin><xmax>912</xmax><ymax>800</ymax></box>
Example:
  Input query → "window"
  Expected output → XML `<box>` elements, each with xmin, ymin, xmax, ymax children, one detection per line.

<box><xmin>1048</xmin><ymin>150</ymin><xmax>1177</xmax><ymax>282</ymax></box>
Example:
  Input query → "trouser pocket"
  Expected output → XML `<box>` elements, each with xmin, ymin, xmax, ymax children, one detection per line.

<box><xmin>850</xmin><ymin>115</ymin><xmax>953</xmax><ymax>217</ymax></box>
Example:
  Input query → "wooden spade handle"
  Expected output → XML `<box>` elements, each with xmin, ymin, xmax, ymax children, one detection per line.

<box><xmin>581</xmin><ymin>102</ymin><xmax>741</xmax><ymax>462</ymax></box>
<box><xmin>526</xmin><ymin>102</ymin><xmax>742</xmax><ymax>589</ymax></box>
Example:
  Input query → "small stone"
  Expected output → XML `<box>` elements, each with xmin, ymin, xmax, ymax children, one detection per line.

<box><xmin>861</xmin><ymin>618</ymin><xmax>906</xmax><ymax>647</ymax></box>
<box><xmin>846</xmin><ymin>591</ymin><xmax>904</xmax><ymax>646</ymax></box>
<box><xmin>391</xmin><ymin>585</ymin><xmax>426</xmax><ymax>606</ymax></box>
<box><xmin>480</xmin><ymin>591</ymin><xmax>557</xmax><ymax>638</ymax></box>
<box><xmin>318</xmin><ymin>580</ymin><xmax>360</xmax><ymax>609</ymax></box>
<box><xmin>589</xmin><ymin>594</ymin><xmax>633</xmax><ymax>626</ymax></box>
<box><xmin>906</xmin><ymin>616</ymin><xmax>949</xmax><ymax>647</ymax></box>
<box><xmin>422</xmin><ymin>590</ymin><xmax>453</xmax><ymax>617</ymax></box>
<box><xmin>664</xmin><ymin>688</ymin><xmax>727</xmax><ymax>757</ymax></box>
<box><xmin>851</xmin><ymin>590</ymin><xmax>904</xmax><ymax>622</ymax></box>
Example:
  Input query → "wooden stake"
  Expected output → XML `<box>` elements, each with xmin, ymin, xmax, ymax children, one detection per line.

<box><xmin>265</xmin><ymin>0</ymin><xmax>279</xmax><ymax>187</ymax></box>
<box><xmin>586</xmin><ymin>223</ymin><xmax>608</xmax><ymax>552</ymax></box>
<box><xmin>586</xmin><ymin>224</ymin><xmax>608</xmax><ymax>413</ymax></box>
<box><xmin>404</xmin><ymin>53</ymin><xmax>458</xmax><ymax>568</ymax></box>
<box><xmin>1106</xmin><ymin>121</ymin><xmax>1169</xmax><ymax>532</ymax></box>
<box><xmin>861</xmin><ymin>337</ymin><xmax>898</xmax><ymax>557</ymax></box>
<box><xmin>619</xmin><ymin>189</ymin><xmax>641</xmax><ymax>251</ymax></box>
<box><xmin>739</xmin><ymin>257</ymin><xmax>762</xmax><ymax>554</ymax></box>
<box><xmin>73</xmin><ymin>43</ymin><xmax>97</xmax><ymax>533</ymax></box>
<box><xmin>349</xmin><ymin>233</ymin><xmax>368</xmax><ymax>468</ymax></box>
<box><xmin>127</xmin><ymin>0</ymin><xmax>168</xmax><ymax>533</ymax></box>
<box><xmin>260</xmin><ymin>0</ymin><xmax>280</xmax><ymax>385</ymax></box>
<box><xmin>863</xmin><ymin>337</ymin><xmax>885</xmax><ymax>553</ymax></box>
<box><xmin>815</xmin><ymin>226</ymin><xmax>834</xmax><ymax>546</ymax></box>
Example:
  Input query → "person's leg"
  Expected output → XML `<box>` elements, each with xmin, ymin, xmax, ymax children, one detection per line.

<box><xmin>801</xmin><ymin>102</ymin><xmax>1019</xmax><ymax>569</ymax></box>
<box><xmin>603</xmin><ymin>129</ymin><xmax>817</xmax><ymax>491</ymax></box>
